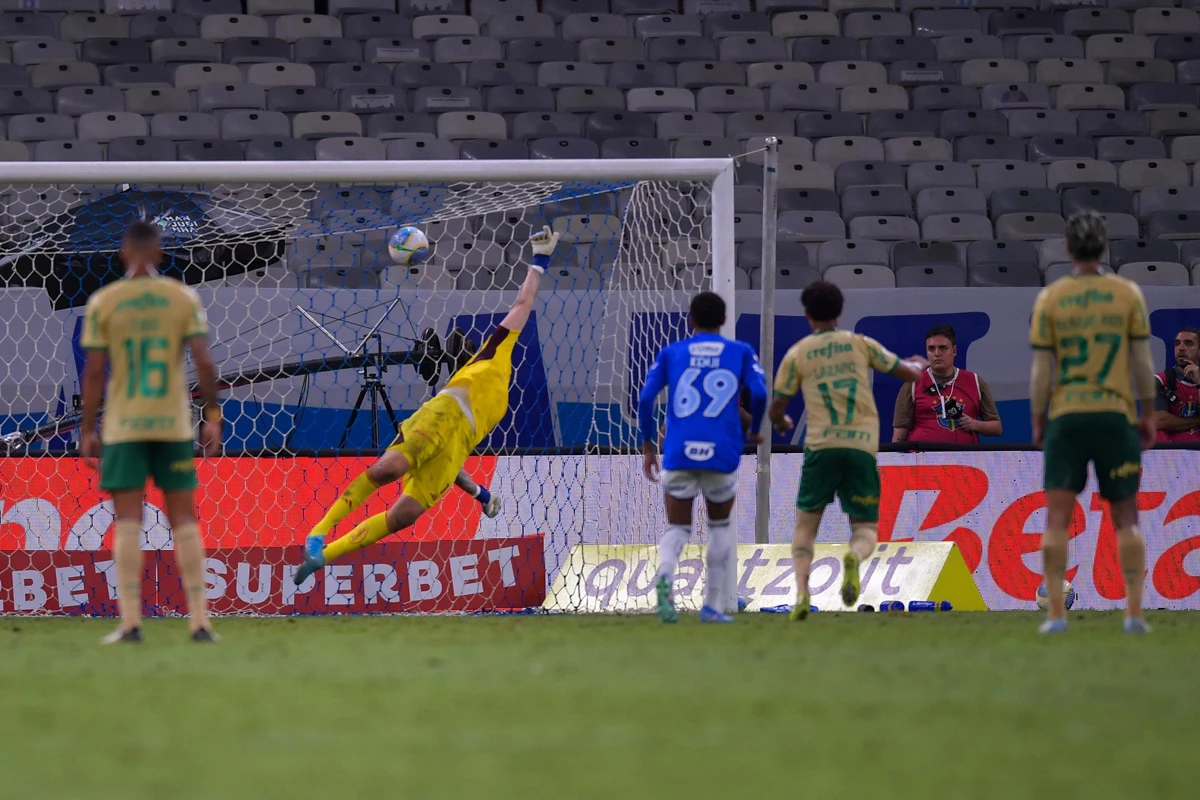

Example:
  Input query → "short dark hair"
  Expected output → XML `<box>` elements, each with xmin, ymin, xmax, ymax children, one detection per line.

<box><xmin>1065</xmin><ymin>211</ymin><xmax>1107</xmax><ymax>263</ymax></box>
<box><xmin>689</xmin><ymin>291</ymin><xmax>726</xmax><ymax>329</ymax></box>
<box><xmin>123</xmin><ymin>221</ymin><xmax>161</xmax><ymax>246</ymax></box>
<box><xmin>925</xmin><ymin>325</ymin><xmax>957</xmax><ymax>345</ymax></box>
<box><xmin>801</xmin><ymin>280</ymin><xmax>843</xmax><ymax>323</ymax></box>
<box><xmin>1178</xmin><ymin>326</ymin><xmax>1200</xmax><ymax>343</ymax></box>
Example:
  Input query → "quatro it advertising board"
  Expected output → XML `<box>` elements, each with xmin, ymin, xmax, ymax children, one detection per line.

<box><xmin>546</xmin><ymin>543</ymin><xmax>985</xmax><ymax>613</ymax></box>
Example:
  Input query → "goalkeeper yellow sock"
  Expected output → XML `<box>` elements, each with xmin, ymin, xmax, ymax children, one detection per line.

<box><xmin>323</xmin><ymin>512</ymin><xmax>393</xmax><ymax>562</ymax></box>
<box><xmin>311</xmin><ymin>472</ymin><xmax>378</xmax><ymax>539</ymax></box>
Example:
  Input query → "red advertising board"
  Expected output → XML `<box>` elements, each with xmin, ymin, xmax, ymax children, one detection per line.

<box><xmin>0</xmin><ymin>537</ymin><xmax>545</xmax><ymax>615</ymax></box>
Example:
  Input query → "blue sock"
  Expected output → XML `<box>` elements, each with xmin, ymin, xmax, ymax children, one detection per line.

<box><xmin>475</xmin><ymin>486</ymin><xmax>492</xmax><ymax>506</ymax></box>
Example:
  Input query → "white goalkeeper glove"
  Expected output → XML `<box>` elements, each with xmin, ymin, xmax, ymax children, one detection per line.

<box><xmin>529</xmin><ymin>225</ymin><xmax>560</xmax><ymax>273</ymax></box>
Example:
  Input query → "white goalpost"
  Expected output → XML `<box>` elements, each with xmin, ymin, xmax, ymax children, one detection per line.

<box><xmin>0</xmin><ymin>158</ymin><xmax>742</xmax><ymax>616</ymax></box>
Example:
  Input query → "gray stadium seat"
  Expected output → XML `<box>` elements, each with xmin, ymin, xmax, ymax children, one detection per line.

<box><xmin>178</xmin><ymin>0</ymin><xmax>241</xmax><ymax>15</ymax></box>
<box><xmin>916</xmin><ymin>187</ymin><xmax>986</xmax><ymax>221</ymax></box>
<box><xmin>366</xmin><ymin>112</ymin><xmax>437</xmax><ymax>139</ymax></box>
<box><xmin>338</xmin><ymin>86</ymin><xmax>401</xmax><ymax>113</ymax></box>
<box><xmin>30</xmin><ymin>63</ymin><xmax>101</xmax><ymax>91</ymax></box>
<box><xmin>1149</xmin><ymin>109</ymin><xmax>1200</xmax><ymax>138</ymax></box>
<box><xmin>1046</xmin><ymin>159</ymin><xmax>1117</xmax><ymax>189</ymax></box>
<box><xmin>955</xmin><ymin>135</ymin><xmax>1025</xmax><ymax>164</ymax></box>
<box><xmin>850</xmin><ymin>215</ymin><xmax>919</xmax><ymax>242</ymax></box>
<box><xmin>386</xmin><ymin>135</ymin><xmax>458</xmax><ymax>160</ymax></box>
<box><xmin>107</xmin><ymin>135</ymin><xmax>175</xmax><ymax>160</ymax></box>
<box><xmin>777</xmin><ymin>210</ymin><xmax>845</xmax><ymax>243</ymax></box>
<box><xmin>584</xmin><ymin>110</ymin><xmax>653</xmax><ymax>141</ymax></box>
<box><xmin>412</xmin><ymin>14</ymin><xmax>478</xmax><ymax>40</ymax></box>
<box><xmin>222</xmin><ymin>37</ymin><xmax>292</xmax><ymax>64</ymax></box>
<box><xmin>199</xmin><ymin>83</ymin><xmax>266</xmax><ymax>113</ymax></box>
<box><xmin>557</xmin><ymin>85</ymin><xmax>624</xmax><ymax>113</ymax></box>
<box><xmin>726</xmin><ymin>111</ymin><xmax>794</xmax><ymax>139</ymax></box>
<box><xmin>817</xmin><ymin>239</ymin><xmax>890</xmax><ymax>272</ymax></box>
<box><xmin>990</xmin><ymin>187</ymin><xmax>1060</xmax><ymax>220</ymax></box>
<box><xmin>1138</xmin><ymin>186</ymin><xmax>1200</xmax><ymax>221</ymax></box>
<box><xmin>528</xmin><ymin>135</ymin><xmax>598</xmax><ymax>159</ymax></box>
<box><xmin>980</xmin><ymin>82</ymin><xmax>1050</xmax><ymax>111</ymax></box>
<box><xmin>33</xmin><ymin>139</ymin><xmax>103</xmax><ymax>161</ymax></box>
<box><xmin>363</xmin><ymin>38</ymin><xmax>432</xmax><ymax>64</ymax></box>
<box><xmin>1063</xmin><ymin>9</ymin><xmax>1130</xmax><ymax>37</ymax></box>
<box><xmin>911</xmin><ymin>84</ymin><xmax>979</xmax><ymax>111</ymax></box>
<box><xmin>840</xmin><ymin>186</ymin><xmax>911</xmax><ymax>221</ymax></box>
<box><xmin>672</xmin><ymin>136</ymin><xmax>740</xmax><ymax>159</ymax></box>
<box><xmin>791</xmin><ymin>36</ymin><xmax>858</xmax><ymax>64</ymax></box>
<box><xmin>1016</xmin><ymin>35</ymin><xmax>1085</xmax><ymax>64</ymax></box>
<box><xmin>221</xmin><ymin>109</ymin><xmax>290</xmax><ymax>141</ymax></box>
<box><xmin>892</xmin><ymin>240</ymin><xmax>960</xmax><ymax>272</ymax></box>
<box><xmin>896</xmin><ymin>264</ymin><xmax>966</xmax><ymax>287</ymax></box>
<box><xmin>655</xmin><ymin>111</ymin><xmax>723</xmax><ymax>140</ymax></box>
<box><xmin>172</xmin><ymin>63</ymin><xmax>240</xmax><ymax>89</ymax></box>
<box><xmin>1027</xmin><ymin>136</ymin><xmax>1095</xmax><ymax>164</ymax></box>
<box><xmin>314</xmin><ymin>136</ymin><xmax>387</xmax><ymax>160</ymax></box>
<box><xmin>1157</xmin><ymin>34</ymin><xmax>1200</xmax><ymax>62</ymax></box>
<box><xmin>512</xmin><ymin>110</ymin><xmax>581</xmax><ymax>139</ymax></box>
<box><xmin>778</xmin><ymin>188</ymin><xmax>839</xmax><ymax>214</ymax></box>
<box><xmin>966</xmin><ymin>239</ymin><xmax>1039</xmax><ymax>270</ymax></box>
<box><xmin>577</xmin><ymin>37</ymin><xmax>645</xmax><ymax>63</ymax></box>
<box><xmin>937</xmin><ymin>33</ymin><xmax>1003</xmax><ymax>62</ymax></box>
<box><xmin>1008</xmin><ymin>109</ymin><xmax>1077</xmax><ymax>139</ymax></box>
<box><xmin>487</xmin><ymin>85</ymin><xmax>554</xmax><ymax>114</ymax></box>
<box><xmin>634</xmin><ymin>14</ymin><xmax>702</xmax><ymax>40</ymax></box>
<box><xmin>1077</xmin><ymin>109</ymin><xmax>1147</xmax><ymax>138</ymax></box>
<box><xmin>939</xmin><ymin>109</ymin><xmax>1007</xmax><ymax>140</ymax></box>
<box><xmin>796</xmin><ymin>111</ymin><xmax>862</xmax><ymax>139</ymax></box>
<box><xmin>736</xmin><ymin>240</ymin><xmax>809</xmax><ymax>273</ymax></box>
<box><xmin>177</xmin><ymin>139</ymin><xmax>243</xmax><ymax>160</ymax></box>
<box><xmin>149</xmin><ymin>111</ymin><xmax>217</xmax><ymax>140</ymax></box>
<box><xmin>625</xmin><ymin>87</ymin><xmax>694</xmax><ymax>113</ymax></box>
<box><xmin>56</xmin><ymin>86</ymin><xmax>124</xmax><ymax>117</ymax></box>
<box><xmin>705</xmin><ymin>10</ymin><xmax>770</xmax><ymax>38</ymax></box>
<box><xmin>993</xmin><ymin>213</ymin><xmax>1066</xmax><ymax>242</ymax></box>
<box><xmin>0</xmin><ymin>87</ymin><xmax>52</xmax><ymax>115</ymax></box>
<box><xmin>246</xmin><ymin>63</ymin><xmax>317</xmax><ymax>89</ymax></box>
<box><xmin>601</xmin><ymin>136</ymin><xmax>669</xmax><ymax>159</ymax></box>
<box><xmin>989</xmin><ymin>9</ymin><xmax>1055</xmax><ymax>37</ymax></box>
<box><xmin>1111</xmin><ymin>239</ymin><xmax>1181</xmax><ymax>268</ymax></box>
<box><xmin>485</xmin><ymin>13</ymin><xmax>556</xmax><ymax>42</ymax></box>
<box><xmin>394</xmin><ymin>62</ymin><xmax>463</xmax><ymax>88</ymax></box>
<box><xmin>343</xmin><ymin>13</ymin><xmax>412</xmax><ymax>40</ymax></box>
<box><xmin>834</xmin><ymin>160</ymin><xmax>905</xmax><ymax>193</ymax></box>
<box><xmin>267</xmin><ymin>86</ymin><xmax>337</xmax><ymax>113</ymax></box>
<box><xmin>771</xmin><ymin>10</ymin><xmax>837</xmax><ymax>39</ymax></box>
<box><xmin>412</xmin><ymin>85</ymin><xmax>482</xmax><ymax>112</ymax></box>
<box><xmin>294</xmin><ymin>38</ymin><xmax>362</xmax><ymax>65</ymax></box>
<box><xmin>769</xmin><ymin>82</ymin><xmax>838</xmax><ymax>113</ymax></box>
<box><xmin>696</xmin><ymin>86</ymin><xmax>763</xmax><ymax>113</ymax></box>
<box><xmin>907</xmin><ymin>161</ymin><xmax>975</xmax><ymax>193</ymax></box>
<box><xmin>675</xmin><ymin>61</ymin><xmax>745</xmax><ymax>90</ymax></box>
<box><xmin>8</xmin><ymin>113</ymin><xmax>74</xmax><ymax>141</ymax></box>
<box><xmin>968</xmin><ymin>262</ymin><xmax>1041</xmax><ymax>287</ymax></box>
<box><xmin>459</xmin><ymin>138</ymin><xmax>528</xmax><ymax>159</ymax></box>
<box><xmin>920</xmin><ymin>212</ymin><xmax>992</xmax><ymax>242</ymax></box>
<box><xmin>150</xmin><ymin>38</ymin><xmax>219</xmax><ymax>64</ymax></box>
<box><xmin>977</xmin><ymin>161</ymin><xmax>1047</xmax><ymax>196</ymax></box>
<box><xmin>126</xmin><ymin>86</ymin><xmax>192</xmax><ymax>114</ymax></box>
<box><xmin>718</xmin><ymin>34</ymin><xmax>787</xmax><ymax>64</ymax></box>
<box><xmin>537</xmin><ymin>61</ymin><xmax>605</xmax><ymax>88</ymax></box>
<box><xmin>607</xmin><ymin>60</ymin><xmax>674</xmax><ymax>89</ymax></box>
<box><xmin>1128</xmin><ymin>83</ymin><xmax>1198</xmax><ymax>112</ymax></box>
<box><xmin>506</xmin><ymin>37</ymin><xmax>576</xmax><ymax>63</ymax></box>
<box><xmin>866</xmin><ymin>110</ymin><xmax>938</xmax><ymax>140</ymax></box>
<box><xmin>200</xmin><ymin>15</ymin><xmax>270</xmax><ymax>42</ymax></box>
<box><xmin>1062</xmin><ymin>185</ymin><xmax>1135</xmax><ymax>218</ymax></box>
<box><xmin>646</xmin><ymin>37</ymin><xmax>716</xmax><ymax>64</ymax></box>
<box><xmin>562</xmin><ymin>13</ymin><xmax>629</xmax><ymax>41</ymax></box>
<box><xmin>467</xmin><ymin>60</ymin><xmax>536</xmax><ymax>88</ymax></box>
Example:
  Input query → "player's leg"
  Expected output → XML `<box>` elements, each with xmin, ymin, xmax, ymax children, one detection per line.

<box><xmin>1094</xmin><ymin>414</ymin><xmax>1149</xmax><ymax>634</ymax></box>
<box><xmin>146</xmin><ymin>439</ymin><xmax>217</xmax><ymax>641</ymax></box>
<box><xmin>792</xmin><ymin>449</ymin><xmax>837</xmax><ymax>621</ymax></box>
<box><xmin>836</xmin><ymin>450</ymin><xmax>883</xmax><ymax>608</ymax></box>
<box><xmin>98</xmin><ymin>441</ymin><xmax>150</xmax><ymax>644</ymax></box>
<box><xmin>454</xmin><ymin>469</ymin><xmax>500</xmax><ymax>518</ymax></box>
<box><xmin>1040</xmin><ymin>414</ymin><xmax>1087</xmax><ymax>633</ymax></box>
<box><xmin>306</xmin><ymin>447</ymin><xmax>411</xmax><ymax>541</ymax></box>
<box><xmin>700</xmin><ymin>472</ymin><xmax>738</xmax><ymax>623</ymax></box>
<box><xmin>656</xmin><ymin>471</ymin><xmax>697</xmax><ymax>623</ymax></box>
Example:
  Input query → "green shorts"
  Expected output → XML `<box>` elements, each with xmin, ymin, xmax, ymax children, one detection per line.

<box><xmin>796</xmin><ymin>447</ymin><xmax>881</xmax><ymax>522</ymax></box>
<box><xmin>1043</xmin><ymin>412</ymin><xmax>1141</xmax><ymax>502</ymax></box>
<box><xmin>100</xmin><ymin>440</ymin><xmax>197</xmax><ymax>493</ymax></box>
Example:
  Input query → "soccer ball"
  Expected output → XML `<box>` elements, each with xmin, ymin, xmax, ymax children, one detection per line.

<box><xmin>388</xmin><ymin>226</ymin><xmax>430</xmax><ymax>266</ymax></box>
<box><xmin>1035</xmin><ymin>580</ymin><xmax>1077</xmax><ymax>611</ymax></box>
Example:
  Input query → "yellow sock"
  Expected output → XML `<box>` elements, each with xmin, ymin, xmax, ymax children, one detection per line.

<box><xmin>323</xmin><ymin>512</ymin><xmax>392</xmax><ymax>562</ymax></box>
<box><xmin>312</xmin><ymin>472</ymin><xmax>378</xmax><ymax>538</ymax></box>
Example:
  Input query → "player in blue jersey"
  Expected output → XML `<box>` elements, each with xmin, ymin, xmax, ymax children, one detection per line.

<box><xmin>638</xmin><ymin>291</ymin><xmax>768</xmax><ymax>624</ymax></box>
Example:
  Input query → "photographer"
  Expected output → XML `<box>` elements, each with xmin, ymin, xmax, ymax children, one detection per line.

<box><xmin>893</xmin><ymin>325</ymin><xmax>1002</xmax><ymax>445</ymax></box>
<box><xmin>1154</xmin><ymin>326</ymin><xmax>1200</xmax><ymax>443</ymax></box>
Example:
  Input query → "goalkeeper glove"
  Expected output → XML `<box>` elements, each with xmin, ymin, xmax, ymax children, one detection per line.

<box><xmin>529</xmin><ymin>225</ymin><xmax>561</xmax><ymax>273</ymax></box>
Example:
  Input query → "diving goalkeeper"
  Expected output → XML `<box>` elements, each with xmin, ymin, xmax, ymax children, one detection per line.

<box><xmin>293</xmin><ymin>226</ymin><xmax>561</xmax><ymax>585</ymax></box>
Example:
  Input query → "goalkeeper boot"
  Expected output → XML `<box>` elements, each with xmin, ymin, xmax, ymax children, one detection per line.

<box><xmin>293</xmin><ymin>534</ymin><xmax>326</xmax><ymax>586</ymax></box>
<box><xmin>1038</xmin><ymin>618</ymin><xmax>1068</xmax><ymax>635</ymax></box>
<box><xmin>101</xmin><ymin>626</ymin><xmax>142</xmax><ymax>645</ymax></box>
<box><xmin>445</xmin><ymin>327</ymin><xmax>477</xmax><ymax>375</ymax></box>
<box><xmin>699</xmin><ymin>605</ymin><xmax>734</xmax><ymax>623</ymax></box>
<box><xmin>655</xmin><ymin>576</ymin><xmax>678</xmax><ymax>624</ymax></box>
<box><xmin>840</xmin><ymin>551</ymin><xmax>861</xmax><ymax>607</ymax></box>
<box><xmin>789</xmin><ymin>590</ymin><xmax>811</xmax><ymax>622</ymax></box>
<box><xmin>1123</xmin><ymin>617</ymin><xmax>1151</xmax><ymax>635</ymax></box>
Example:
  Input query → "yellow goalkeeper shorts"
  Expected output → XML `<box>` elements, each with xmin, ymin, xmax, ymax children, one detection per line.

<box><xmin>388</xmin><ymin>393</ymin><xmax>473</xmax><ymax>510</ymax></box>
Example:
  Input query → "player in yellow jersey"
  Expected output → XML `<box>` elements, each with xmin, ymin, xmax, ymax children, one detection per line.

<box><xmin>769</xmin><ymin>281</ymin><xmax>927</xmax><ymax>620</ymax></box>
<box><xmin>80</xmin><ymin>221</ymin><xmax>222</xmax><ymax>644</ymax></box>
<box><xmin>292</xmin><ymin>226</ymin><xmax>561</xmax><ymax>585</ymax></box>
<box><xmin>1030</xmin><ymin>212</ymin><xmax>1157</xmax><ymax>635</ymax></box>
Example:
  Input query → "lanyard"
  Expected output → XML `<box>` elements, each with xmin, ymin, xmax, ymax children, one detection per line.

<box><xmin>929</xmin><ymin>368</ymin><xmax>958</xmax><ymax>419</ymax></box>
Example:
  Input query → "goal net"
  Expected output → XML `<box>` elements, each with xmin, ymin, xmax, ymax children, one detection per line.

<box><xmin>0</xmin><ymin>159</ymin><xmax>736</xmax><ymax>616</ymax></box>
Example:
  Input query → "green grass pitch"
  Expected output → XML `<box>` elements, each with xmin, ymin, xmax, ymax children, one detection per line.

<box><xmin>1</xmin><ymin>611</ymin><xmax>1196</xmax><ymax>800</ymax></box>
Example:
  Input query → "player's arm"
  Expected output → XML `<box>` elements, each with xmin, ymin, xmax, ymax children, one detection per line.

<box><xmin>78</xmin><ymin>297</ymin><xmax>107</xmax><ymax>467</ymax></box>
<box><xmin>1029</xmin><ymin>290</ymin><xmax>1056</xmax><ymax>447</ymax></box>
<box><xmin>189</xmin><ymin>335</ymin><xmax>222</xmax><ymax>457</ymax></box>
<box><xmin>1127</xmin><ymin>285</ymin><xmax>1157</xmax><ymax>448</ymax></box>
<box><xmin>741</xmin><ymin>348</ymin><xmax>768</xmax><ymax>442</ymax></box>
<box><xmin>864</xmin><ymin>336</ymin><xmax>927</xmax><ymax>382</ymax></box>
<box><xmin>454</xmin><ymin>470</ymin><xmax>500</xmax><ymax>517</ymax></box>
<box><xmin>498</xmin><ymin>226</ymin><xmax>561</xmax><ymax>334</ymax></box>
<box><xmin>637</xmin><ymin>350</ymin><xmax>669</xmax><ymax>480</ymax></box>
<box><xmin>768</xmin><ymin>349</ymin><xmax>799</xmax><ymax>434</ymax></box>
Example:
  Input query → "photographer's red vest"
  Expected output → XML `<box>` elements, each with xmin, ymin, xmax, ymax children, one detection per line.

<box><xmin>1156</xmin><ymin>369</ymin><xmax>1200</xmax><ymax>442</ymax></box>
<box><xmin>909</xmin><ymin>368</ymin><xmax>984</xmax><ymax>445</ymax></box>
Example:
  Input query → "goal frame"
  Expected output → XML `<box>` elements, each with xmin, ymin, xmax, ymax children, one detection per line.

<box><xmin>0</xmin><ymin>157</ymin><xmax>742</xmax><ymax>613</ymax></box>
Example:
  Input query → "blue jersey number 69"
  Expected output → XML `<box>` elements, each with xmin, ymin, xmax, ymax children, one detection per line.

<box><xmin>673</xmin><ymin>367</ymin><xmax>739</xmax><ymax>419</ymax></box>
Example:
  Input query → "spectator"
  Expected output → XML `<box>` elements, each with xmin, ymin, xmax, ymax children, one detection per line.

<box><xmin>1154</xmin><ymin>326</ymin><xmax>1200</xmax><ymax>442</ymax></box>
<box><xmin>892</xmin><ymin>325</ymin><xmax>1002</xmax><ymax>444</ymax></box>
